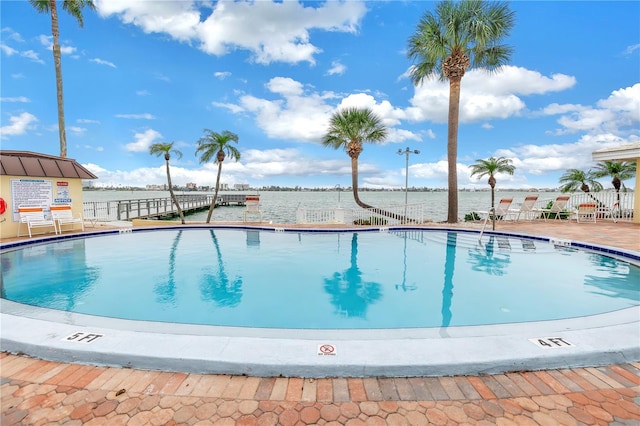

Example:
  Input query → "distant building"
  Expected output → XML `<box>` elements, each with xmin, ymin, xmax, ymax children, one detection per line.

<box><xmin>220</xmin><ymin>183</ymin><xmax>229</xmax><ymax>190</ymax></box>
<box><xmin>234</xmin><ymin>183</ymin><xmax>249</xmax><ymax>191</ymax></box>
<box><xmin>146</xmin><ymin>184</ymin><xmax>166</xmax><ymax>190</ymax></box>
<box><xmin>186</xmin><ymin>182</ymin><xmax>197</xmax><ymax>189</ymax></box>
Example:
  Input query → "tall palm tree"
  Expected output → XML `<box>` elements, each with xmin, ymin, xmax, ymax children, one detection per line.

<box><xmin>407</xmin><ymin>0</ymin><xmax>515</xmax><ymax>223</ymax></box>
<box><xmin>149</xmin><ymin>142</ymin><xmax>185</xmax><ymax>224</ymax></box>
<box><xmin>592</xmin><ymin>161</ymin><xmax>636</xmax><ymax>203</ymax></box>
<box><xmin>469</xmin><ymin>156</ymin><xmax>515</xmax><ymax>230</ymax></box>
<box><xmin>29</xmin><ymin>0</ymin><xmax>95</xmax><ymax>158</ymax></box>
<box><xmin>195</xmin><ymin>129</ymin><xmax>241</xmax><ymax>223</ymax></box>
<box><xmin>322</xmin><ymin>107</ymin><xmax>388</xmax><ymax>213</ymax></box>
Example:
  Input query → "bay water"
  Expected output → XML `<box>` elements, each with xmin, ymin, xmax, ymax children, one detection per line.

<box><xmin>83</xmin><ymin>190</ymin><xmax>562</xmax><ymax>223</ymax></box>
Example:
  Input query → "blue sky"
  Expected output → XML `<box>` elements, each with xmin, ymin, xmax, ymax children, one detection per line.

<box><xmin>1</xmin><ymin>0</ymin><xmax>638</xmax><ymax>190</ymax></box>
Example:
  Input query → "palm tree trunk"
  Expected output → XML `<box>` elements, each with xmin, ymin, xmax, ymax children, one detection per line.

<box><xmin>206</xmin><ymin>162</ymin><xmax>223</xmax><ymax>223</ymax></box>
<box><xmin>165</xmin><ymin>160</ymin><xmax>184</xmax><ymax>224</ymax></box>
<box><xmin>351</xmin><ymin>157</ymin><xmax>372</xmax><ymax>210</ymax></box>
<box><xmin>446</xmin><ymin>79</ymin><xmax>462</xmax><ymax>223</ymax></box>
<box><xmin>584</xmin><ymin>192</ymin><xmax>606</xmax><ymax>209</ymax></box>
<box><xmin>351</xmin><ymin>157</ymin><xmax>407</xmax><ymax>223</ymax></box>
<box><xmin>50</xmin><ymin>0</ymin><xmax>67</xmax><ymax>158</ymax></box>
<box><xmin>613</xmin><ymin>177</ymin><xmax>621</xmax><ymax>204</ymax></box>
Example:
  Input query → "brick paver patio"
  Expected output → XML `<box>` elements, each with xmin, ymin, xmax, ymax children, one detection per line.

<box><xmin>2</xmin><ymin>220</ymin><xmax>639</xmax><ymax>425</ymax></box>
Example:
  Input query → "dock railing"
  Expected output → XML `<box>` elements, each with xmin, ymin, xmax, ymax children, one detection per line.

<box><xmin>83</xmin><ymin>194</ymin><xmax>214</xmax><ymax>221</ymax></box>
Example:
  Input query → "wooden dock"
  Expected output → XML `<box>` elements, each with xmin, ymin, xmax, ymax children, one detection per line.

<box><xmin>82</xmin><ymin>194</ymin><xmax>254</xmax><ymax>221</ymax></box>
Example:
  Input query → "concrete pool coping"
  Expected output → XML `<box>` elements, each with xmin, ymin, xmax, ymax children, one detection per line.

<box><xmin>1</xmin><ymin>225</ymin><xmax>639</xmax><ymax>378</ymax></box>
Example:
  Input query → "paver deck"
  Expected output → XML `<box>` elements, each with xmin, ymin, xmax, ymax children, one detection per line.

<box><xmin>2</xmin><ymin>220</ymin><xmax>639</xmax><ymax>425</ymax></box>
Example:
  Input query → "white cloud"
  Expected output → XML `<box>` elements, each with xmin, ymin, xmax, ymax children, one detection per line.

<box><xmin>214</xmin><ymin>71</ymin><xmax>231</xmax><ymax>80</ymax></box>
<box><xmin>326</xmin><ymin>60</ymin><xmax>346</xmax><ymax>76</ymax></box>
<box><xmin>1</xmin><ymin>27</ymin><xmax>24</xmax><ymax>43</ymax></box>
<box><xmin>217</xmin><ymin>77</ymin><xmax>422</xmax><ymax>144</ymax></box>
<box><xmin>494</xmin><ymin>133</ymin><xmax>634</xmax><ymax>176</ymax></box>
<box><xmin>68</xmin><ymin>126</ymin><xmax>87</xmax><ymax>135</ymax></box>
<box><xmin>136</xmin><ymin>90</ymin><xmax>151</xmax><ymax>96</ymax></box>
<box><xmin>77</xmin><ymin>118</ymin><xmax>100</xmax><ymax>124</ymax></box>
<box><xmin>408</xmin><ymin>65</ymin><xmax>576</xmax><ymax>123</ymax></box>
<box><xmin>95</xmin><ymin>0</ymin><xmax>367</xmax><ymax>65</ymax></box>
<box><xmin>622</xmin><ymin>43</ymin><xmax>640</xmax><ymax>56</ymax></box>
<box><xmin>38</xmin><ymin>34</ymin><xmax>76</xmax><ymax>55</ymax></box>
<box><xmin>91</xmin><ymin>58</ymin><xmax>116</xmax><ymax>68</ymax></box>
<box><xmin>116</xmin><ymin>113</ymin><xmax>156</xmax><ymax>120</ymax></box>
<box><xmin>0</xmin><ymin>43</ymin><xmax>17</xmax><ymax>56</ymax></box>
<box><xmin>1</xmin><ymin>96</ymin><xmax>30</xmax><ymax>103</ymax></box>
<box><xmin>547</xmin><ymin>83</ymin><xmax>640</xmax><ymax>135</ymax></box>
<box><xmin>21</xmin><ymin>50</ymin><xmax>44</xmax><ymax>64</ymax></box>
<box><xmin>124</xmin><ymin>128</ymin><xmax>163</xmax><ymax>152</ymax></box>
<box><xmin>0</xmin><ymin>112</ymin><xmax>38</xmax><ymax>138</ymax></box>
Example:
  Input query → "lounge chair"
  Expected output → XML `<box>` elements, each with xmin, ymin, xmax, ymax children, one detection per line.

<box><xmin>51</xmin><ymin>204</ymin><xmax>85</xmax><ymax>233</ymax></box>
<box><xmin>575</xmin><ymin>203</ymin><xmax>597</xmax><ymax>223</ymax></box>
<box><xmin>477</xmin><ymin>198</ymin><xmax>513</xmax><ymax>222</ymax></box>
<box><xmin>507</xmin><ymin>195</ymin><xmax>539</xmax><ymax>221</ymax></box>
<box><xmin>533</xmin><ymin>195</ymin><xmax>571</xmax><ymax>221</ymax></box>
<box><xmin>18</xmin><ymin>206</ymin><xmax>58</xmax><ymax>238</ymax></box>
<box><xmin>243</xmin><ymin>195</ymin><xmax>262</xmax><ymax>222</ymax></box>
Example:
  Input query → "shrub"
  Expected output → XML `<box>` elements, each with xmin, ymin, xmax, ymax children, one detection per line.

<box><xmin>464</xmin><ymin>212</ymin><xmax>481</xmax><ymax>221</ymax></box>
<box><xmin>353</xmin><ymin>217</ymin><xmax>388</xmax><ymax>226</ymax></box>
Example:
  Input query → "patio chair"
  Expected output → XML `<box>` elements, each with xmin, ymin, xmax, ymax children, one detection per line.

<box><xmin>507</xmin><ymin>195</ymin><xmax>539</xmax><ymax>221</ymax></box>
<box><xmin>51</xmin><ymin>204</ymin><xmax>85</xmax><ymax>233</ymax></box>
<box><xmin>477</xmin><ymin>198</ymin><xmax>513</xmax><ymax>222</ymax></box>
<box><xmin>243</xmin><ymin>195</ymin><xmax>262</xmax><ymax>222</ymax></box>
<box><xmin>18</xmin><ymin>206</ymin><xmax>58</xmax><ymax>238</ymax></box>
<box><xmin>533</xmin><ymin>195</ymin><xmax>571</xmax><ymax>221</ymax></box>
<box><xmin>575</xmin><ymin>203</ymin><xmax>597</xmax><ymax>223</ymax></box>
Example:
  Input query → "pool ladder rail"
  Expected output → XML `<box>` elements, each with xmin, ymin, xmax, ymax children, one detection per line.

<box><xmin>478</xmin><ymin>207</ymin><xmax>494</xmax><ymax>244</ymax></box>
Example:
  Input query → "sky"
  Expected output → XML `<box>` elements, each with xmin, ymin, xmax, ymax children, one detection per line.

<box><xmin>1</xmin><ymin>0</ymin><xmax>639</xmax><ymax>190</ymax></box>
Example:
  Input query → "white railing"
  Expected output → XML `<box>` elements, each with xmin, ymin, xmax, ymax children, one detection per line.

<box><xmin>296</xmin><ymin>203</ymin><xmax>427</xmax><ymax>226</ymax></box>
<box><xmin>541</xmin><ymin>191</ymin><xmax>634</xmax><ymax>221</ymax></box>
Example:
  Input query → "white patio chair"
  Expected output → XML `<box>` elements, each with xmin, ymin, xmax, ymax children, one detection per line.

<box><xmin>18</xmin><ymin>206</ymin><xmax>58</xmax><ymax>238</ymax></box>
<box><xmin>533</xmin><ymin>195</ymin><xmax>571</xmax><ymax>221</ymax></box>
<box><xmin>507</xmin><ymin>195</ymin><xmax>539</xmax><ymax>221</ymax></box>
<box><xmin>51</xmin><ymin>204</ymin><xmax>84</xmax><ymax>233</ymax></box>
<box><xmin>575</xmin><ymin>203</ymin><xmax>597</xmax><ymax>223</ymax></box>
<box><xmin>243</xmin><ymin>195</ymin><xmax>262</xmax><ymax>222</ymax></box>
<box><xmin>477</xmin><ymin>198</ymin><xmax>513</xmax><ymax>222</ymax></box>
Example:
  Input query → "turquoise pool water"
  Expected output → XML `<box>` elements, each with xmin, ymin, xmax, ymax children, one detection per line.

<box><xmin>1</xmin><ymin>228</ymin><xmax>638</xmax><ymax>329</ymax></box>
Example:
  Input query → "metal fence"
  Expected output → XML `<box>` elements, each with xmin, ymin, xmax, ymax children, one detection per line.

<box><xmin>295</xmin><ymin>191</ymin><xmax>635</xmax><ymax>225</ymax></box>
<box><xmin>296</xmin><ymin>202</ymin><xmax>427</xmax><ymax>226</ymax></box>
<box><xmin>536</xmin><ymin>191</ymin><xmax>634</xmax><ymax>221</ymax></box>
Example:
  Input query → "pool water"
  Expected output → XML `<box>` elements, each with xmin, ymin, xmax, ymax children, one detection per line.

<box><xmin>1</xmin><ymin>228</ymin><xmax>638</xmax><ymax>329</ymax></box>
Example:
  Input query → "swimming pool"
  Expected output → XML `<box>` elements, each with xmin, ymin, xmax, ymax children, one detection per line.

<box><xmin>2</xmin><ymin>227</ymin><xmax>638</xmax><ymax>329</ymax></box>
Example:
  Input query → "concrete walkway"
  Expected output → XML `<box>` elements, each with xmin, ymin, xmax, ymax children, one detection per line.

<box><xmin>1</xmin><ymin>220</ymin><xmax>639</xmax><ymax>425</ymax></box>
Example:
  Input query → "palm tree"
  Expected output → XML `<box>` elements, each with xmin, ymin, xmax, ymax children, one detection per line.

<box><xmin>322</xmin><ymin>107</ymin><xmax>388</xmax><ymax>214</ymax></box>
<box><xmin>469</xmin><ymin>156</ymin><xmax>515</xmax><ymax>230</ymax></box>
<box><xmin>407</xmin><ymin>0</ymin><xmax>515</xmax><ymax>223</ymax></box>
<box><xmin>592</xmin><ymin>161</ymin><xmax>636</xmax><ymax>203</ymax></box>
<box><xmin>29</xmin><ymin>0</ymin><xmax>96</xmax><ymax>158</ymax></box>
<box><xmin>558</xmin><ymin>169</ymin><xmax>603</xmax><ymax>194</ymax></box>
<box><xmin>149</xmin><ymin>142</ymin><xmax>185</xmax><ymax>224</ymax></box>
<box><xmin>195</xmin><ymin>129</ymin><xmax>241</xmax><ymax>223</ymax></box>
<box><xmin>558</xmin><ymin>168</ymin><xmax>605</xmax><ymax>209</ymax></box>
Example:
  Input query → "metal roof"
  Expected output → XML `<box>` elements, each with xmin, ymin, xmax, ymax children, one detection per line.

<box><xmin>0</xmin><ymin>150</ymin><xmax>98</xmax><ymax>179</ymax></box>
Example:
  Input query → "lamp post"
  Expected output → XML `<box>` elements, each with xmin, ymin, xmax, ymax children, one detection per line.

<box><xmin>397</xmin><ymin>147</ymin><xmax>420</xmax><ymax>222</ymax></box>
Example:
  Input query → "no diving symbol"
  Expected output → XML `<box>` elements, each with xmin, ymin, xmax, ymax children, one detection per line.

<box><xmin>317</xmin><ymin>344</ymin><xmax>337</xmax><ymax>356</ymax></box>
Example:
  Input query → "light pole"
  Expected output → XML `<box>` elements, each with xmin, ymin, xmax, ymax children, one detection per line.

<box><xmin>397</xmin><ymin>147</ymin><xmax>420</xmax><ymax>222</ymax></box>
